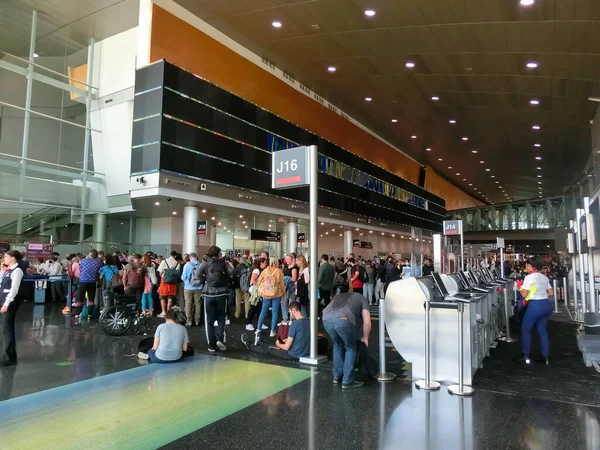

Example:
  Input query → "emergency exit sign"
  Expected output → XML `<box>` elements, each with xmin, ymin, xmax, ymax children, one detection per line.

<box><xmin>272</xmin><ymin>146</ymin><xmax>310</xmax><ymax>189</ymax></box>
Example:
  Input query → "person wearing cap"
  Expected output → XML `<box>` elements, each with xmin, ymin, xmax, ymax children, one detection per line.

<box><xmin>181</xmin><ymin>253</ymin><xmax>203</xmax><ymax>327</ymax></box>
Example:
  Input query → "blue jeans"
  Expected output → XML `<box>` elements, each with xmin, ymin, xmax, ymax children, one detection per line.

<box><xmin>141</xmin><ymin>292</ymin><xmax>153</xmax><ymax>311</ymax></box>
<box><xmin>257</xmin><ymin>297</ymin><xmax>281</xmax><ymax>333</ymax></box>
<box><xmin>323</xmin><ymin>318</ymin><xmax>357</xmax><ymax>385</ymax></box>
<box><xmin>363</xmin><ymin>283</ymin><xmax>374</xmax><ymax>304</ymax></box>
<box><xmin>521</xmin><ymin>299</ymin><xmax>553</xmax><ymax>357</ymax></box>
<box><xmin>147</xmin><ymin>349</ymin><xmax>180</xmax><ymax>364</ymax></box>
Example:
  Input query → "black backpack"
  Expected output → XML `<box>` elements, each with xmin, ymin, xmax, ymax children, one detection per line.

<box><xmin>206</xmin><ymin>258</ymin><xmax>230</xmax><ymax>288</ymax></box>
<box><xmin>358</xmin><ymin>265</ymin><xmax>368</xmax><ymax>283</ymax></box>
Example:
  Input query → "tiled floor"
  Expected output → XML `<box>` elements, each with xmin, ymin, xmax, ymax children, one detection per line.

<box><xmin>1</xmin><ymin>302</ymin><xmax>599</xmax><ymax>450</ymax></box>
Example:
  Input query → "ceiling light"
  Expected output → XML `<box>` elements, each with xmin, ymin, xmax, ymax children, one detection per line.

<box><xmin>486</xmin><ymin>168</ymin><xmax>491</xmax><ymax>171</ymax></box>
<box><xmin>520</xmin><ymin>0</ymin><xmax>535</xmax><ymax>6</ymax></box>
<box><xmin>365</xmin><ymin>97</ymin><xmax>372</xmax><ymax>102</ymax></box>
<box><xmin>356</xmin><ymin>228</ymin><xmax>359</xmax><ymax>231</ymax></box>
<box><xmin>382</xmin><ymin>232</ymin><xmax>385</xmax><ymax>235</ymax></box>
<box><xmin>431</xmin><ymin>96</ymin><xmax>440</xmax><ymax>101</ymax></box>
<box><xmin>243</xmin><ymin>221</ymin><xmax>246</xmax><ymax>224</ymax></box>
<box><xmin>449</xmin><ymin>120</ymin><xmax>456</xmax><ymax>124</ymax></box>
<box><xmin>218</xmin><ymin>222</ymin><xmax>222</xmax><ymax>225</ymax></box>
<box><xmin>530</xmin><ymin>99</ymin><xmax>540</xmax><ymax>105</ymax></box>
<box><xmin>327</xmin><ymin>66</ymin><xmax>336</xmax><ymax>72</ymax></box>
<box><xmin>537</xmin><ymin>167</ymin><xmax>542</xmax><ymax>170</ymax></box>
<box><xmin>172</xmin><ymin>211</ymin><xmax>177</xmax><ymax>215</ymax></box>
<box><xmin>532</xmin><ymin>125</ymin><xmax>541</xmax><ymax>130</ymax></box>
<box><xmin>223</xmin><ymin>227</ymin><xmax>227</xmax><ymax>230</ymax></box>
<box><xmin>426</xmin><ymin>148</ymin><xmax>431</xmax><ymax>151</ymax></box>
<box><xmin>534</xmin><ymin>143</ymin><xmax>541</xmax><ymax>147</ymax></box>
<box><xmin>448</xmin><ymin>166</ymin><xmax>453</xmax><ymax>169</ymax></box>
<box><xmin>272</xmin><ymin>21</ymin><xmax>282</xmax><ymax>28</ymax></box>
<box><xmin>536</xmin><ymin>156</ymin><xmax>542</xmax><ymax>160</ymax></box>
<box><xmin>321</xmin><ymin>222</ymin><xmax>324</xmax><ymax>225</ymax></box>
<box><xmin>438</xmin><ymin>158</ymin><xmax>443</xmax><ymax>161</ymax></box>
<box><xmin>411</xmin><ymin>135</ymin><xmax>417</xmax><ymax>139</ymax></box>
<box><xmin>391</xmin><ymin>119</ymin><xmax>398</xmax><ymax>123</ymax></box>
<box><xmin>469</xmin><ymin>183</ymin><xmax>473</xmax><ymax>186</ymax></box>
<box><xmin>491</xmin><ymin>175</ymin><xmax>495</xmax><ymax>178</ymax></box>
<box><xmin>325</xmin><ymin>232</ymin><xmax>328</xmax><ymax>235</ymax></box>
<box><xmin>526</xmin><ymin>62</ymin><xmax>538</xmax><ymax>69</ymax></box>
<box><xmin>495</xmin><ymin>181</ymin><xmax>499</xmax><ymax>184</ymax></box>
<box><xmin>155</xmin><ymin>202</ymin><xmax>160</xmax><ymax>206</ymax></box>
<box><xmin>463</xmin><ymin>178</ymin><xmax>467</xmax><ymax>181</ymax></box>
<box><xmin>537</xmin><ymin>175</ymin><xmax>542</xmax><ymax>178</ymax></box>
<box><xmin>211</xmin><ymin>216</ymin><xmax>216</xmax><ymax>220</ymax></box>
<box><xmin>456</xmin><ymin>173</ymin><xmax>460</xmax><ymax>176</ymax></box>
<box><xmin>340</xmin><ymin>234</ymin><xmax>343</xmax><ymax>237</ymax></box>
<box><xmin>405</xmin><ymin>62</ymin><xmax>415</xmax><ymax>68</ymax></box>
<box><xmin>480</xmin><ymin>160</ymin><xmax>485</xmax><ymax>164</ymax></box>
<box><xmin>538</xmin><ymin>181</ymin><xmax>542</xmax><ymax>184</ymax></box>
<box><xmin>392</xmin><ymin>234</ymin><xmax>395</xmax><ymax>237</ymax></box>
<box><xmin>369</xmin><ymin>230</ymin><xmax>373</xmax><ymax>234</ymax></box>
<box><xmin>245</xmin><ymin>225</ymin><xmax>248</xmax><ymax>228</ymax></box>
<box><xmin>320</xmin><ymin>234</ymin><xmax>323</xmax><ymax>237</ymax></box>
<box><xmin>462</xmin><ymin>137</ymin><xmax>469</xmax><ymax>141</ymax></box>
<box><xmin>364</xmin><ymin>9</ymin><xmax>376</xmax><ymax>17</ymax></box>
<box><xmin>201</xmin><ymin>209</ymin><xmax>206</xmax><ymax>213</ymax></box>
<box><xmin>239</xmin><ymin>215</ymin><xmax>243</xmax><ymax>218</ymax></box>
<box><xmin>332</xmin><ymin>229</ymin><xmax>335</xmax><ymax>232</ymax></box>
<box><xmin>472</xmin><ymin>150</ymin><xmax>478</xmax><ymax>153</ymax></box>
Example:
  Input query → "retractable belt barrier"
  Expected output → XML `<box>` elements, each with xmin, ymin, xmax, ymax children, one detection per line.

<box><xmin>376</xmin><ymin>298</ymin><xmax>396</xmax><ymax>382</ymax></box>
<box><xmin>415</xmin><ymin>300</ymin><xmax>442</xmax><ymax>391</ymax></box>
<box><xmin>448</xmin><ymin>301</ymin><xmax>475</xmax><ymax>397</ymax></box>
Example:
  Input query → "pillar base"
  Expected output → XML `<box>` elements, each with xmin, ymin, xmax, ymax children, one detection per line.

<box><xmin>448</xmin><ymin>384</ymin><xmax>475</xmax><ymax>396</ymax></box>
<box><xmin>299</xmin><ymin>355</ymin><xmax>327</xmax><ymax>365</ymax></box>
<box><xmin>376</xmin><ymin>372</ymin><xmax>396</xmax><ymax>382</ymax></box>
<box><xmin>415</xmin><ymin>380</ymin><xmax>440</xmax><ymax>391</ymax></box>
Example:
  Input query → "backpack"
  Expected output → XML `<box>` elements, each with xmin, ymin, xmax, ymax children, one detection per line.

<box><xmin>239</xmin><ymin>267</ymin><xmax>251</xmax><ymax>293</ymax></box>
<box><xmin>190</xmin><ymin>263</ymin><xmax>204</xmax><ymax>288</ymax></box>
<box><xmin>67</xmin><ymin>262</ymin><xmax>75</xmax><ymax>278</ymax></box>
<box><xmin>205</xmin><ymin>258</ymin><xmax>229</xmax><ymax>288</ymax></box>
<box><xmin>127</xmin><ymin>266</ymin><xmax>143</xmax><ymax>289</ymax></box>
<box><xmin>162</xmin><ymin>260</ymin><xmax>180</xmax><ymax>284</ymax></box>
<box><xmin>358</xmin><ymin>265</ymin><xmax>368</xmax><ymax>283</ymax></box>
<box><xmin>111</xmin><ymin>267</ymin><xmax>124</xmax><ymax>289</ymax></box>
<box><xmin>334</xmin><ymin>271</ymin><xmax>345</xmax><ymax>287</ymax></box>
<box><xmin>259</xmin><ymin>268</ymin><xmax>278</xmax><ymax>298</ymax></box>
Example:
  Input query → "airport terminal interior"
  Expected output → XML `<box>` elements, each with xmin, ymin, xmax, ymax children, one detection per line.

<box><xmin>1</xmin><ymin>0</ymin><xmax>600</xmax><ymax>449</ymax></box>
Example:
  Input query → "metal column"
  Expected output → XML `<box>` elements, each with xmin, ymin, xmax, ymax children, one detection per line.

<box><xmin>433</xmin><ymin>234</ymin><xmax>442</xmax><ymax>273</ymax></box>
<box><xmin>584</xmin><ymin>198</ymin><xmax>597</xmax><ymax>314</ymax></box>
<box><xmin>183</xmin><ymin>206</ymin><xmax>199</xmax><ymax>255</ymax></box>
<box><xmin>16</xmin><ymin>11</ymin><xmax>37</xmax><ymax>235</ymax></box>
<box><xmin>128</xmin><ymin>217</ymin><xmax>135</xmax><ymax>255</ymax></box>
<box><xmin>94</xmin><ymin>213</ymin><xmax>107</xmax><ymax>251</ymax></box>
<box><xmin>576</xmin><ymin>209</ymin><xmax>587</xmax><ymax>315</ymax></box>
<box><xmin>286</xmin><ymin>219</ymin><xmax>298</xmax><ymax>256</ymax></box>
<box><xmin>209</xmin><ymin>225</ymin><xmax>217</xmax><ymax>247</ymax></box>
<box><xmin>343</xmin><ymin>230</ymin><xmax>353</xmax><ymax>258</ymax></box>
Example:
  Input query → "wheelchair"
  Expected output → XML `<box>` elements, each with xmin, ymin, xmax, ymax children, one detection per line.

<box><xmin>99</xmin><ymin>294</ymin><xmax>154</xmax><ymax>336</ymax></box>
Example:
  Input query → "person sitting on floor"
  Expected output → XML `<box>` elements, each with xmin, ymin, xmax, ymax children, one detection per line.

<box><xmin>241</xmin><ymin>301</ymin><xmax>310</xmax><ymax>360</ymax></box>
<box><xmin>138</xmin><ymin>309</ymin><xmax>189</xmax><ymax>363</ymax></box>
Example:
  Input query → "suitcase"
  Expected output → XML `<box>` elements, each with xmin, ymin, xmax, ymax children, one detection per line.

<box><xmin>34</xmin><ymin>288</ymin><xmax>46</xmax><ymax>304</ymax></box>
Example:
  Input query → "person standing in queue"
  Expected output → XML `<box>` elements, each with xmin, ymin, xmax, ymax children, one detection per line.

<box><xmin>199</xmin><ymin>246</ymin><xmax>234</xmax><ymax>354</ymax></box>
<box><xmin>0</xmin><ymin>251</ymin><xmax>24</xmax><ymax>366</ymax></box>
<box><xmin>322</xmin><ymin>292</ymin><xmax>372</xmax><ymax>390</ymax></box>
<box><xmin>348</xmin><ymin>258</ymin><xmax>364</xmax><ymax>295</ymax></box>
<box><xmin>516</xmin><ymin>256</ymin><xmax>554</xmax><ymax>365</ymax></box>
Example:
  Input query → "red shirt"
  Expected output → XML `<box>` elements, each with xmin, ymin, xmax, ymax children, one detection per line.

<box><xmin>351</xmin><ymin>265</ymin><xmax>363</xmax><ymax>289</ymax></box>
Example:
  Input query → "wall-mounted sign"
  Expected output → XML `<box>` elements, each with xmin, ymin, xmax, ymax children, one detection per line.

<box><xmin>27</xmin><ymin>242</ymin><xmax>54</xmax><ymax>259</ymax></box>
<box><xmin>297</xmin><ymin>233</ymin><xmax>306</xmax><ymax>243</ymax></box>
<box><xmin>353</xmin><ymin>240</ymin><xmax>372</xmax><ymax>249</ymax></box>
<box><xmin>272</xmin><ymin>146</ymin><xmax>310</xmax><ymax>189</ymax></box>
<box><xmin>196</xmin><ymin>220</ymin><xmax>207</xmax><ymax>235</ymax></box>
<box><xmin>443</xmin><ymin>220</ymin><xmax>462</xmax><ymax>236</ymax></box>
<box><xmin>0</xmin><ymin>242</ymin><xmax>10</xmax><ymax>252</ymax></box>
<box><xmin>249</xmin><ymin>229</ymin><xmax>281</xmax><ymax>242</ymax></box>
<box><xmin>353</xmin><ymin>239</ymin><xmax>360</xmax><ymax>248</ymax></box>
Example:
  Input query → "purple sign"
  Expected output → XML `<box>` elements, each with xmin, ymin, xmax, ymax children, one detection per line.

<box><xmin>26</xmin><ymin>243</ymin><xmax>54</xmax><ymax>259</ymax></box>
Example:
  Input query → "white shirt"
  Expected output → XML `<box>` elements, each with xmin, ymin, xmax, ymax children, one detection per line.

<box><xmin>48</xmin><ymin>261</ymin><xmax>63</xmax><ymax>276</ymax></box>
<box><xmin>2</xmin><ymin>264</ymin><xmax>24</xmax><ymax>307</ymax></box>
<box><xmin>158</xmin><ymin>257</ymin><xmax>179</xmax><ymax>274</ymax></box>
<box><xmin>37</xmin><ymin>261</ymin><xmax>51</xmax><ymax>274</ymax></box>
<box><xmin>522</xmin><ymin>272</ymin><xmax>551</xmax><ymax>300</ymax></box>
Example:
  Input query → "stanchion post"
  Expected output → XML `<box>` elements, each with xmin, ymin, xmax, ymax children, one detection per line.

<box><xmin>448</xmin><ymin>302</ymin><xmax>475</xmax><ymax>396</ymax></box>
<box><xmin>376</xmin><ymin>298</ymin><xmax>396</xmax><ymax>381</ymax></box>
<box><xmin>553</xmin><ymin>279</ymin><xmax>559</xmax><ymax>313</ymax></box>
<box><xmin>415</xmin><ymin>300</ymin><xmax>440</xmax><ymax>391</ymax></box>
<box><xmin>499</xmin><ymin>287</ymin><xmax>517</xmax><ymax>343</ymax></box>
<box><xmin>563</xmin><ymin>276</ymin><xmax>569</xmax><ymax>306</ymax></box>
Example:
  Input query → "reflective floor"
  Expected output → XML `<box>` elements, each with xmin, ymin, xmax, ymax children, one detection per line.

<box><xmin>1</xmin><ymin>303</ymin><xmax>599</xmax><ymax>450</ymax></box>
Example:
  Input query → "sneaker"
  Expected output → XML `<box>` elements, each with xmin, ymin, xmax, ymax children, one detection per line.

<box><xmin>185</xmin><ymin>321</ymin><xmax>192</xmax><ymax>327</ymax></box>
<box><xmin>535</xmin><ymin>356</ymin><xmax>550</xmax><ymax>365</ymax></box>
<box><xmin>216</xmin><ymin>341</ymin><xmax>227</xmax><ymax>352</ymax></box>
<box><xmin>254</xmin><ymin>330</ymin><xmax>261</xmax><ymax>346</ymax></box>
<box><xmin>246</xmin><ymin>324</ymin><xmax>255</xmax><ymax>331</ymax></box>
<box><xmin>208</xmin><ymin>347</ymin><xmax>216</xmax><ymax>354</ymax></box>
<box><xmin>157</xmin><ymin>312</ymin><xmax>166</xmax><ymax>318</ymax></box>
<box><xmin>515</xmin><ymin>354</ymin><xmax>531</xmax><ymax>364</ymax></box>
<box><xmin>261</xmin><ymin>324</ymin><xmax>268</xmax><ymax>330</ymax></box>
<box><xmin>270</xmin><ymin>331</ymin><xmax>276</xmax><ymax>338</ymax></box>
<box><xmin>342</xmin><ymin>381</ymin><xmax>364</xmax><ymax>390</ymax></box>
<box><xmin>333</xmin><ymin>379</ymin><xmax>342</xmax><ymax>384</ymax></box>
<box><xmin>194</xmin><ymin>322</ymin><xmax>200</xmax><ymax>327</ymax></box>
<box><xmin>225</xmin><ymin>319</ymin><xmax>230</xmax><ymax>325</ymax></box>
<box><xmin>241</xmin><ymin>333</ymin><xmax>251</xmax><ymax>350</ymax></box>
<box><xmin>214</xmin><ymin>320</ymin><xmax>218</xmax><ymax>326</ymax></box>
<box><xmin>137</xmin><ymin>352</ymin><xmax>149</xmax><ymax>360</ymax></box>
<box><xmin>62</xmin><ymin>307</ymin><xmax>71</xmax><ymax>315</ymax></box>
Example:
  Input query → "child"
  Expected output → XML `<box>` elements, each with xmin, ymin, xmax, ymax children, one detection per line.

<box><xmin>141</xmin><ymin>271</ymin><xmax>154</xmax><ymax>317</ymax></box>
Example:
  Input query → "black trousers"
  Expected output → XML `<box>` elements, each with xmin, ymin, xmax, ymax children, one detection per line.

<box><xmin>247</xmin><ymin>342</ymin><xmax>296</xmax><ymax>360</ymax></box>
<box><xmin>204</xmin><ymin>294</ymin><xmax>228</xmax><ymax>348</ymax></box>
<box><xmin>50</xmin><ymin>281</ymin><xmax>65</xmax><ymax>303</ymax></box>
<box><xmin>1</xmin><ymin>300</ymin><xmax>20</xmax><ymax>364</ymax></box>
<box><xmin>353</xmin><ymin>287</ymin><xmax>364</xmax><ymax>295</ymax></box>
<box><xmin>124</xmin><ymin>287</ymin><xmax>143</xmax><ymax>308</ymax></box>
<box><xmin>77</xmin><ymin>281</ymin><xmax>97</xmax><ymax>305</ymax></box>
<box><xmin>246</xmin><ymin>300</ymin><xmax>262</xmax><ymax>325</ymax></box>
<box><xmin>319</xmin><ymin>289</ymin><xmax>332</xmax><ymax>317</ymax></box>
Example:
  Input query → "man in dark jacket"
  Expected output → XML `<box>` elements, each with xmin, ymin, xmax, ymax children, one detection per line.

<box><xmin>318</xmin><ymin>254</ymin><xmax>336</xmax><ymax>314</ymax></box>
<box><xmin>198</xmin><ymin>246</ymin><xmax>234</xmax><ymax>354</ymax></box>
<box><xmin>422</xmin><ymin>258</ymin><xmax>434</xmax><ymax>276</ymax></box>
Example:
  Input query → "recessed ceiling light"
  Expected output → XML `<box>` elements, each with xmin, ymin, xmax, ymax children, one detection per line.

<box><xmin>201</xmin><ymin>209</ymin><xmax>206</xmax><ymax>213</ymax></box>
<box><xmin>381</xmin><ymin>232</ymin><xmax>385</xmax><ymax>235</ymax></box>
<box><xmin>239</xmin><ymin>215</ymin><xmax>243</xmax><ymax>218</ymax></box>
<box><xmin>469</xmin><ymin>183</ymin><xmax>473</xmax><ymax>186</ymax></box>
<box><xmin>536</xmin><ymin>156</ymin><xmax>542</xmax><ymax>160</ymax></box>
<box><xmin>480</xmin><ymin>160</ymin><xmax>485</xmax><ymax>164</ymax></box>
<box><xmin>538</xmin><ymin>181</ymin><xmax>542</xmax><ymax>184</ymax></box>
<box><xmin>448</xmin><ymin>166</ymin><xmax>453</xmax><ymax>169</ymax></box>
<box><xmin>356</xmin><ymin>228</ymin><xmax>359</xmax><ymax>231</ymax></box>
<box><xmin>449</xmin><ymin>120</ymin><xmax>457</xmax><ymax>124</ymax></box>
<box><xmin>272</xmin><ymin>21</ymin><xmax>282</xmax><ymax>28</ymax></box>
<box><xmin>369</xmin><ymin>230</ymin><xmax>373</xmax><ymax>234</ymax></box>
<box><xmin>243</xmin><ymin>221</ymin><xmax>246</xmax><ymax>224</ymax></box>
<box><xmin>327</xmin><ymin>66</ymin><xmax>336</xmax><ymax>72</ymax></box>
<box><xmin>245</xmin><ymin>225</ymin><xmax>248</xmax><ymax>229</ymax></box>
<box><xmin>537</xmin><ymin>175</ymin><xmax>542</xmax><ymax>178</ymax></box>
<box><xmin>172</xmin><ymin>211</ymin><xmax>177</xmax><ymax>215</ymax></box>
<box><xmin>364</xmin><ymin>9</ymin><xmax>376</xmax><ymax>17</ymax></box>
<box><xmin>365</xmin><ymin>97</ymin><xmax>372</xmax><ymax>102</ymax></box>
<box><xmin>321</xmin><ymin>222</ymin><xmax>324</xmax><ymax>225</ymax></box>
<box><xmin>520</xmin><ymin>0</ymin><xmax>535</xmax><ymax>6</ymax></box>
<box><xmin>411</xmin><ymin>135</ymin><xmax>417</xmax><ymax>139</ymax></box>
<box><xmin>456</xmin><ymin>173</ymin><xmax>460</xmax><ymax>176</ymax></box>
<box><xmin>530</xmin><ymin>99</ymin><xmax>540</xmax><ymax>105</ymax></box>
<box><xmin>432</xmin><ymin>96</ymin><xmax>440</xmax><ymax>101</ymax></box>
<box><xmin>537</xmin><ymin>167</ymin><xmax>542</xmax><ymax>170</ymax></box>
<box><xmin>211</xmin><ymin>216</ymin><xmax>216</xmax><ymax>220</ymax></box>
<box><xmin>462</xmin><ymin>137</ymin><xmax>469</xmax><ymax>141</ymax></box>
<box><xmin>391</xmin><ymin>119</ymin><xmax>398</xmax><ymax>123</ymax></box>
<box><xmin>155</xmin><ymin>202</ymin><xmax>160</xmax><ymax>206</ymax></box>
<box><xmin>392</xmin><ymin>234</ymin><xmax>395</xmax><ymax>237</ymax></box>
<box><xmin>499</xmin><ymin>186</ymin><xmax>503</xmax><ymax>188</ymax></box>
<box><xmin>438</xmin><ymin>158</ymin><xmax>443</xmax><ymax>161</ymax></box>
<box><xmin>486</xmin><ymin>168</ymin><xmax>491</xmax><ymax>171</ymax></box>
<box><xmin>495</xmin><ymin>181</ymin><xmax>499</xmax><ymax>184</ymax></box>
<box><xmin>218</xmin><ymin>222</ymin><xmax>222</xmax><ymax>225</ymax></box>
<box><xmin>526</xmin><ymin>62</ymin><xmax>538</xmax><ymax>69</ymax></box>
<box><xmin>426</xmin><ymin>148</ymin><xmax>431</xmax><ymax>151</ymax></box>
<box><xmin>325</xmin><ymin>232</ymin><xmax>328</xmax><ymax>235</ymax></box>
<box><xmin>405</xmin><ymin>61</ymin><xmax>415</xmax><ymax>68</ymax></box>
<box><xmin>463</xmin><ymin>178</ymin><xmax>467</xmax><ymax>181</ymax></box>
<box><xmin>491</xmin><ymin>175</ymin><xmax>495</xmax><ymax>178</ymax></box>
<box><xmin>472</xmin><ymin>150</ymin><xmax>478</xmax><ymax>153</ymax></box>
<box><xmin>532</xmin><ymin>125</ymin><xmax>541</xmax><ymax>130</ymax></box>
<box><xmin>223</xmin><ymin>227</ymin><xmax>227</xmax><ymax>230</ymax></box>
<box><xmin>534</xmin><ymin>143</ymin><xmax>541</xmax><ymax>147</ymax></box>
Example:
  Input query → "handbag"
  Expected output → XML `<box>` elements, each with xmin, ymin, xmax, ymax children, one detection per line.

<box><xmin>111</xmin><ymin>267</ymin><xmax>124</xmax><ymax>289</ymax></box>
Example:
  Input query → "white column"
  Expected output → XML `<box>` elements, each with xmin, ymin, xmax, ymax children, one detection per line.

<box><xmin>344</xmin><ymin>230</ymin><xmax>353</xmax><ymax>257</ymax></box>
<box><xmin>94</xmin><ymin>213</ymin><xmax>107</xmax><ymax>251</ymax></box>
<box><xmin>210</xmin><ymin>225</ymin><xmax>217</xmax><ymax>247</ymax></box>
<box><xmin>286</xmin><ymin>219</ymin><xmax>298</xmax><ymax>255</ymax></box>
<box><xmin>183</xmin><ymin>206</ymin><xmax>199</xmax><ymax>254</ymax></box>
